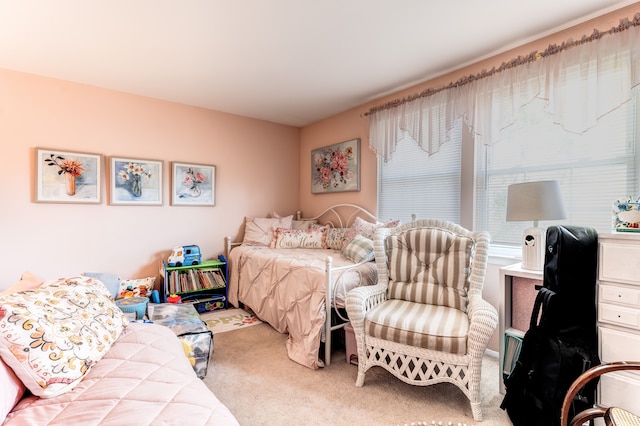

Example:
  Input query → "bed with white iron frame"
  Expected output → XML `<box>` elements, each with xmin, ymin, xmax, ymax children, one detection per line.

<box><xmin>225</xmin><ymin>204</ymin><xmax>394</xmax><ymax>369</ymax></box>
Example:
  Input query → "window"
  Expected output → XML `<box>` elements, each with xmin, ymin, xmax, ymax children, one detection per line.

<box><xmin>476</xmin><ymin>92</ymin><xmax>639</xmax><ymax>245</ymax></box>
<box><xmin>377</xmin><ymin>120</ymin><xmax>463</xmax><ymax>225</ymax></box>
<box><xmin>377</xmin><ymin>51</ymin><xmax>640</xmax><ymax>248</ymax></box>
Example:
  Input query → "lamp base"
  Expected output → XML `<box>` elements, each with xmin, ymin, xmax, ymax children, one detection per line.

<box><xmin>521</xmin><ymin>227</ymin><xmax>546</xmax><ymax>271</ymax></box>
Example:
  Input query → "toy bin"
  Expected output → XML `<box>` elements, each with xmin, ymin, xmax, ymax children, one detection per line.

<box><xmin>179</xmin><ymin>330</ymin><xmax>213</xmax><ymax>379</ymax></box>
<box><xmin>147</xmin><ymin>303</ymin><xmax>214</xmax><ymax>378</ymax></box>
<box><xmin>344</xmin><ymin>322</ymin><xmax>358</xmax><ymax>365</ymax></box>
<box><xmin>193</xmin><ymin>295</ymin><xmax>226</xmax><ymax>313</ymax></box>
<box><xmin>115</xmin><ymin>297</ymin><xmax>149</xmax><ymax>320</ymax></box>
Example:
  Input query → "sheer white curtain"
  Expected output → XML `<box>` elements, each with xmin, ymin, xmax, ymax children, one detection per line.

<box><xmin>369</xmin><ymin>20</ymin><xmax>640</xmax><ymax>161</ymax></box>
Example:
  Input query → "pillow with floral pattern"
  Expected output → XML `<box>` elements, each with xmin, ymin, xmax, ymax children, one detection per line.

<box><xmin>271</xmin><ymin>227</ymin><xmax>327</xmax><ymax>249</ymax></box>
<box><xmin>0</xmin><ymin>276</ymin><xmax>128</xmax><ymax>398</ymax></box>
<box><xmin>324</xmin><ymin>228</ymin><xmax>352</xmax><ymax>250</ymax></box>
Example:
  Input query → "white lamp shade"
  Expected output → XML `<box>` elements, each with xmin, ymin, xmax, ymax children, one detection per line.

<box><xmin>506</xmin><ymin>180</ymin><xmax>567</xmax><ymax>223</ymax></box>
<box><xmin>506</xmin><ymin>180</ymin><xmax>566</xmax><ymax>270</ymax></box>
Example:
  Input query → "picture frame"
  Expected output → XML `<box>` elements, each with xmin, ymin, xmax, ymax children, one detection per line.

<box><xmin>311</xmin><ymin>138</ymin><xmax>360</xmax><ymax>194</ymax></box>
<box><xmin>35</xmin><ymin>148</ymin><xmax>102</xmax><ymax>204</ymax></box>
<box><xmin>613</xmin><ymin>197</ymin><xmax>640</xmax><ymax>232</ymax></box>
<box><xmin>108</xmin><ymin>157</ymin><xmax>163</xmax><ymax>206</ymax></box>
<box><xmin>171</xmin><ymin>162</ymin><xmax>215</xmax><ymax>206</ymax></box>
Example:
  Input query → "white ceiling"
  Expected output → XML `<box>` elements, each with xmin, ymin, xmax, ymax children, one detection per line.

<box><xmin>0</xmin><ymin>1</ymin><xmax>637</xmax><ymax>127</ymax></box>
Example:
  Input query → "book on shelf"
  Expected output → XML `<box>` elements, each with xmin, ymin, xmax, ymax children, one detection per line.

<box><xmin>503</xmin><ymin>331</ymin><xmax>524</xmax><ymax>381</ymax></box>
<box><xmin>166</xmin><ymin>267</ymin><xmax>226</xmax><ymax>294</ymax></box>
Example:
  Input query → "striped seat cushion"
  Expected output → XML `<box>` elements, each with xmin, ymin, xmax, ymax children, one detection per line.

<box><xmin>385</xmin><ymin>227</ymin><xmax>472</xmax><ymax>312</ymax></box>
<box><xmin>366</xmin><ymin>299</ymin><xmax>469</xmax><ymax>354</ymax></box>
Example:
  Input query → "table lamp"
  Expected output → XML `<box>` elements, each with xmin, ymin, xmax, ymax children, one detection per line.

<box><xmin>506</xmin><ymin>180</ymin><xmax>566</xmax><ymax>270</ymax></box>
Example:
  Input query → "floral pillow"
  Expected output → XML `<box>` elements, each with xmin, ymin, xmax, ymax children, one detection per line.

<box><xmin>349</xmin><ymin>216</ymin><xmax>400</xmax><ymax>240</ymax></box>
<box><xmin>0</xmin><ymin>276</ymin><xmax>128</xmax><ymax>398</ymax></box>
<box><xmin>117</xmin><ymin>276</ymin><xmax>155</xmax><ymax>299</ymax></box>
<box><xmin>242</xmin><ymin>216</ymin><xmax>293</xmax><ymax>246</ymax></box>
<box><xmin>324</xmin><ymin>228</ymin><xmax>352</xmax><ymax>250</ymax></box>
<box><xmin>271</xmin><ymin>227</ymin><xmax>327</xmax><ymax>249</ymax></box>
<box><xmin>341</xmin><ymin>217</ymin><xmax>401</xmax><ymax>248</ymax></box>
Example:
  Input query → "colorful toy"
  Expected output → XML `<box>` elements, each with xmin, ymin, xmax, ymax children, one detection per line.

<box><xmin>181</xmin><ymin>339</ymin><xmax>196</xmax><ymax>366</ymax></box>
<box><xmin>168</xmin><ymin>245</ymin><xmax>201</xmax><ymax>267</ymax></box>
<box><xmin>167</xmin><ymin>294</ymin><xmax>182</xmax><ymax>304</ymax></box>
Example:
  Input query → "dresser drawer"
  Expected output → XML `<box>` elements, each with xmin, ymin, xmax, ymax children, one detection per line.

<box><xmin>599</xmin><ymin>326</ymin><xmax>640</xmax><ymax>363</ymax></box>
<box><xmin>599</xmin><ymin>371</ymin><xmax>640</xmax><ymax>412</ymax></box>
<box><xmin>599</xmin><ymin>283</ymin><xmax>640</xmax><ymax>309</ymax></box>
<box><xmin>598</xmin><ymin>303</ymin><xmax>640</xmax><ymax>329</ymax></box>
<box><xmin>599</xmin><ymin>242</ymin><xmax>640</xmax><ymax>285</ymax></box>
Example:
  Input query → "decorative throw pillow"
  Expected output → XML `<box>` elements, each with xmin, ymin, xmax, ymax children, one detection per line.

<box><xmin>342</xmin><ymin>234</ymin><xmax>375</xmax><ymax>263</ymax></box>
<box><xmin>324</xmin><ymin>227</ymin><xmax>352</xmax><ymax>250</ymax></box>
<box><xmin>83</xmin><ymin>271</ymin><xmax>120</xmax><ymax>299</ymax></box>
<box><xmin>271</xmin><ymin>227</ymin><xmax>327</xmax><ymax>249</ymax></box>
<box><xmin>343</xmin><ymin>217</ymin><xmax>401</xmax><ymax>247</ymax></box>
<box><xmin>0</xmin><ymin>357</ymin><xmax>25</xmax><ymax>424</ymax></box>
<box><xmin>117</xmin><ymin>276</ymin><xmax>155</xmax><ymax>299</ymax></box>
<box><xmin>0</xmin><ymin>276</ymin><xmax>128</xmax><ymax>398</ymax></box>
<box><xmin>291</xmin><ymin>219</ymin><xmax>317</xmax><ymax>231</ymax></box>
<box><xmin>242</xmin><ymin>216</ymin><xmax>293</xmax><ymax>246</ymax></box>
<box><xmin>0</xmin><ymin>272</ymin><xmax>44</xmax><ymax>296</ymax></box>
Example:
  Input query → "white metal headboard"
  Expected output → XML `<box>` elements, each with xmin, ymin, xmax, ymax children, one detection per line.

<box><xmin>296</xmin><ymin>203</ymin><xmax>380</xmax><ymax>228</ymax></box>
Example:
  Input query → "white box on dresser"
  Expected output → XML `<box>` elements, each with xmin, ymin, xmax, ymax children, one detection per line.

<box><xmin>597</xmin><ymin>233</ymin><xmax>640</xmax><ymax>412</ymax></box>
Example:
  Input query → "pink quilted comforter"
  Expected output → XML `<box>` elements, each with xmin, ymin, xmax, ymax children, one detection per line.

<box><xmin>4</xmin><ymin>323</ymin><xmax>238</xmax><ymax>426</ymax></box>
<box><xmin>228</xmin><ymin>246</ymin><xmax>377</xmax><ymax>369</ymax></box>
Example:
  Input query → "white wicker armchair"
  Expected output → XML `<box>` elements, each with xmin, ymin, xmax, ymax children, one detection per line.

<box><xmin>345</xmin><ymin>220</ymin><xmax>498</xmax><ymax>422</ymax></box>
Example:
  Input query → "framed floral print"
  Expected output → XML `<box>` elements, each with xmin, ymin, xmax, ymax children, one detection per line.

<box><xmin>311</xmin><ymin>138</ymin><xmax>360</xmax><ymax>194</ymax></box>
<box><xmin>109</xmin><ymin>157</ymin><xmax>163</xmax><ymax>206</ymax></box>
<box><xmin>35</xmin><ymin>148</ymin><xmax>102</xmax><ymax>204</ymax></box>
<box><xmin>171</xmin><ymin>162</ymin><xmax>215</xmax><ymax>206</ymax></box>
<box><xmin>613</xmin><ymin>197</ymin><xmax>640</xmax><ymax>232</ymax></box>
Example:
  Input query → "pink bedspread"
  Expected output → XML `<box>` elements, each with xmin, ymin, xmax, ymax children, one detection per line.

<box><xmin>4</xmin><ymin>323</ymin><xmax>238</xmax><ymax>426</ymax></box>
<box><xmin>228</xmin><ymin>246</ymin><xmax>377</xmax><ymax>369</ymax></box>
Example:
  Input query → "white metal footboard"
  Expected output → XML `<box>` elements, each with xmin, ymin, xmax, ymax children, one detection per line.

<box><xmin>323</xmin><ymin>255</ymin><xmax>372</xmax><ymax>366</ymax></box>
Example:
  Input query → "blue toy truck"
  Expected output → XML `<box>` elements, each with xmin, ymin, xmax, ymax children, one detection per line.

<box><xmin>168</xmin><ymin>245</ymin><xmax>201</xmax><ymax>267</ymax></box>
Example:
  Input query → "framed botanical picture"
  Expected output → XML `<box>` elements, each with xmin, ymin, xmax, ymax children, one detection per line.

<box><xmin>613</xmin><ymin>197</ymin><xmax>640</xmax><ymax>232</ymax></box>
<box><xmin>171</xmin><ymin>162</ymin><xmax>215</xmax><ymax>206</ymax></box>
<box><xmin>311</xmin><ymin>138</ymin><xmax>360</xmax><ymax>194</ymax></box>
<box><xmin>35</xmin><ymin>148</ymin><xmax>102</xmax><ymax>204</ymax></box>
<box><xmin>109</xmin><ymin>157</ymin><xmax>163</xmax><ymax>206</ymax></box>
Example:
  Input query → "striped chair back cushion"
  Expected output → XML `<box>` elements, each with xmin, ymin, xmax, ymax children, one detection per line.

<box><xmin>385</xmin><ymin>227</ymin><xmax>473</xmax><ymax>311</ymax></box>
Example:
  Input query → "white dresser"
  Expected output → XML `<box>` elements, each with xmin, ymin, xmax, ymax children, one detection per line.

<box><xmin>597</xmin><ymin>233</ymin><xmax>640</xmax><ymax>411</ymax></box>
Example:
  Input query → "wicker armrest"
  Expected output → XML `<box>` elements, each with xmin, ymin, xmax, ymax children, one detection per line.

<box><xmin>466</xmin><ymin>295</ymin><xmax>498</xmax><ymax>353</ymax></box>
<box><xmin>345</xmin><ymin>283</ymin><xmax>387</xmax><ymax>328</ymax></box>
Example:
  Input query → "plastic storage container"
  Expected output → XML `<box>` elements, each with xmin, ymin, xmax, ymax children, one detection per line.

<box><xmin>147</xmin><ymin>303</ymin><xmax>213</xmax><ymax>378</ymax></box>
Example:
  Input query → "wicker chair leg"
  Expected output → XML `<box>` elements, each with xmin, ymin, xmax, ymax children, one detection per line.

<box><xmin>470</xmin><ymin>401</ymin><xmax>482</xmax><ymax>422</ymax></box>
<box><xmin>355</xmin><ymin>370</ymin><xmax>365</xmax><ymax>387</ymax></box>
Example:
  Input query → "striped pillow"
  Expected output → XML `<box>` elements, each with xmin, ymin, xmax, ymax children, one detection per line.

<box><xmin>386</xmin><ymin>227</ymin><xmax>472</xmax><ymax>311</ymax></box>
<box><xmin>342</xmin><ymin>234</ymin><xmax>374</xmax><ymax>263</ymax></box>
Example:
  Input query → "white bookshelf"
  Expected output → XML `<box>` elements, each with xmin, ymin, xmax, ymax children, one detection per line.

<box><xmin>498</xmin><ymin>262</ymin><xmax>543</xmax><ymax>394</ymax></box>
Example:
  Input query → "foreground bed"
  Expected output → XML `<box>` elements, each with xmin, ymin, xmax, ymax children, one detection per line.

<box><xmin>225</xmin><ymin>204</ymin><xmax>396</xmax><ymax>369</ymax></box>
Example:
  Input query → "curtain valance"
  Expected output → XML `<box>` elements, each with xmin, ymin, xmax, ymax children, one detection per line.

<box><xmin>369</xmin><ymin>15</ymin><xmax>640</xmax><ymax>163</ymax></box>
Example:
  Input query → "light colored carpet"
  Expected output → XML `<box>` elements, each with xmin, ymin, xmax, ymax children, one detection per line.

<box><xmin>204</xmin><ymin>322</ymin><xmax>512</xmax><ymax>426</ymax></box>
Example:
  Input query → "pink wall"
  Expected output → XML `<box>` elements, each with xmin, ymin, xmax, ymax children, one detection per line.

<box><xmin>0</xmin><ymin>69</ymin><xmax>300</xmax><ymax>288</ymax></box>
